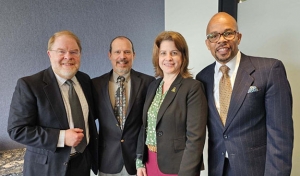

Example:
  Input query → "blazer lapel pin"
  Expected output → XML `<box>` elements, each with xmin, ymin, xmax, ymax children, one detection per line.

<box><xmin>247</xmin><ymin>86</ymin><xmax>259</xmax><ymax>93</ymax></box>
<box><xmin>171</xmin><ymin>87</ymin><xmax>176</xmax><ymax>92</ymax></box>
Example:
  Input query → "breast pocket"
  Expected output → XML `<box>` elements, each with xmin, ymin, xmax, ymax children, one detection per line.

<box><xmin>244</xmin><ymin>90</ymin><xmax>264</xmax><ymax>110</ymax></box>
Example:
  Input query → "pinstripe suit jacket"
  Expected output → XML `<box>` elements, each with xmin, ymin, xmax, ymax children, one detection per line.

<box><xmin>196</xmin><ymin>53</ymin><xmax>293</xmax><ymax>176</ymax></box>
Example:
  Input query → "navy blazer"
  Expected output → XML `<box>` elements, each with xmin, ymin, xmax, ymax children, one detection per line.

<box><xmin>137</xmin><ymin>74</ymin><xmax>207</xmax><ymax>176</ymax></box>
<box><xmin>7</xmin><ymin>67</ymin><xmax>98</xmax><ymax>176</ymax></box>
<box><xmin>92</xmin><ymin>69</ymin><xmax>155</xmax><ymax>175</ymax></box>
<box><xmin>196</xmin><ymin>53</ymin><xmax>293</xmax><ymax>176</ymax></box>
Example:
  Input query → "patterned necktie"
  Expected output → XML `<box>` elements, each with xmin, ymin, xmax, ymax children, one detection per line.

<box><xmin>114</xmin><ymin>76</ymin><xmax>126</xmax><ymax>130</ymax></box>
<box><xmin>219</xmin><ymin>65</ymin><xmax>232</xmax><ymax>126</ymax></box>
<box><xmin>65</xmin><ymin>80</ymin><xmax>87</xmax><ymax>153</ymax></box>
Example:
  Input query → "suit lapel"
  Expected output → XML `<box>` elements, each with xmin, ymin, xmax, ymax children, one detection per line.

<box><xmin>103</xmin><ymin>71</ymin><xmax>116</xmax><ymax>117</ymax></box>
<box><xmin>156</xmin><ymin>75</ymin><xmax>182</xmax><ymax>125</ymax></box>
<box><xmin>43</xmin><ymin>67</ymin><xmax>69</xmax><ymax>128</ymax></box>
<box><xmin>205</xmin><ymin>63</ymin><xmax>225</xmax><ymax>128</ymax></box>
<box><xmin>76</xmin><ymin>72</ymin><xmax>89</xmax><ymax>98</ymax></box>
<box><xmin>225</xmin><ymin>54</ymin><xmax>255</xmax><ymax>130</ymax></box>
<box><xmin>142</xmin><ymin>79</ymin><xmax>160</xmax><ymax>125</ymax></box>
<box><xmin>126</xmin><ymin>69</ymin><xmax>141</xmax><ymax>118</ymax></box>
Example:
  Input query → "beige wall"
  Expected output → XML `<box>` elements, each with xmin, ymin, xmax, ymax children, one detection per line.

<box><xmin>165</xmin><ymin>0</ymin><xmax>299</xmax><ymax>175</ymax></box>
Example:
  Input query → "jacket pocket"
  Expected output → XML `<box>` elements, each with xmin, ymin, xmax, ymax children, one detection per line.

<box><xmin>24</xmin><ymin>150</ymin><xmax>47</xmax><ymax>164</ymax></box>
<box><xmin>173</xmin><ymin>137</ymin><xmax>186</xmax><ymax>152</ymax></box>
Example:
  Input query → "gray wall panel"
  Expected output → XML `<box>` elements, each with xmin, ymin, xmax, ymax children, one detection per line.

<box><xmin>0</xmin><ymin>1</ymin><xmax>164</xmax><ymax>150</ymax></box>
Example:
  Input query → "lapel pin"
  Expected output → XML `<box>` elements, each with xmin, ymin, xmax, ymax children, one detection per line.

<box><xmin>171</xmin><ymin>87</ymin><xmax>176</xmax><ymax>92</ymax></box>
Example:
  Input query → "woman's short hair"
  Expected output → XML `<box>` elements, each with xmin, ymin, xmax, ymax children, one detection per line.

<box><xmin>152</xmin><ymin>31</ymin><xmax>192</xmax><ymax>78</ymax></box>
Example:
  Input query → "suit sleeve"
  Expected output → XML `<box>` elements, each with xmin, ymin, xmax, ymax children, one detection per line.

<box><xmin>264</xmin><ymin>60</ymin><xmax>293</xmax><ymax>175</ymax></box>
<box><xmin>7</xmin><ymin>78</ymin><xmax>60</xmax><ymax>151</ymax></box>
<box><xmin>178</xmin><ymin>82</ymin><xmax>208</xmax><ymax>175</ymax></box>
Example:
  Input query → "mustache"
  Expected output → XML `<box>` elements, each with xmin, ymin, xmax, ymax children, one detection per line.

<box><xmin>117</xmin><ymin>58</ymin><xmax>129</xmax><ymax>64</ymax></box>
<box><xmin>217</xmin><ymin>44</ymin><xmax>230</xmax><ymax>50</ymax></box>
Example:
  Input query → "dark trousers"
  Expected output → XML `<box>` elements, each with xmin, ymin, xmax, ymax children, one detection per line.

<box><xmin>65</xmin><ymin>149</ymin><xmax>91</xmax><ymax>176</ymax></box>
<box><xmin>223</xmin><ymin>158</ymin><xmax>233</xmax><ymax>176</ymax></box>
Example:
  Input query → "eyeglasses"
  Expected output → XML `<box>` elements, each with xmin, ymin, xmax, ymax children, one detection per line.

<box><xmin>206</xmin><ymin>31</ymin><xmax>238</xmax><ymax>43</ymax></box>
<box><xmin>50</xmin><ymin>49</ymin><xmax>80</xmax><ymax>56</ymax></box>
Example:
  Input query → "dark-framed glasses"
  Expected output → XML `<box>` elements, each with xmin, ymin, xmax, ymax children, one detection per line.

<box><xmin>206</xmin><ymin>31</ymin><xmax>238</xmax><ymax>43</ymax></box>
<box><xmin>50</xmin><ymin>49</ymin><xmax>80</xmax><ymax>56</ymax></box>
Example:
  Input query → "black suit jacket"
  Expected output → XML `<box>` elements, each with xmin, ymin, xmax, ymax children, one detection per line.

<box><xmin>92</xmin><ymin>69</ymin><xmax>155</xmax><ymax>174</ymax></box>
<box><xmin>137</xmin><ymin>75</ymin><xmax>207</xmax><ymax>176</ymax></box>
<box><xmin>7</xmin><ymin>67</ymin><xmax>98</xmax><ymax>176</ymax></box>
<box><xmin>196</xmin><ymin>53</ymin><xmax>293</xmax><ymax>176</ymax></box>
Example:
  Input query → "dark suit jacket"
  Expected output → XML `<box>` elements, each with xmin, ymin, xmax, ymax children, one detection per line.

<box><xmin>7</xmin><ymin>67</ymin><xmax>98</xmax><ymax>176</ymax></box>
<box><xmin>92</xmin><ymin>69</ymin><xmax>155</xmax><ymax>175</ymax></box>
<box><xmin>196</xmin><ymin>53</ymin><xmax>293</xmax><ymax>176</ymax></box>
<box><xmin>137</xmin><ymin>74</ymin><xmax>207</xmax><ymax>176</ymax></box>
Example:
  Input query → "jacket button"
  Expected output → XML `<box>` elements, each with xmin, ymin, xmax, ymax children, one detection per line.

<box><xmin>64</xmin><ymin>162</ymin><xmax>68</xmax><ymax>166</ymax></box>
<box><xmin>157</xmin><ymin>131</ymin><xmax>163</xmax><ymax>137</ymax></box>
<box><xmin>121</xmin><ymin>139</ymin><xmax>125</xmax><ymax>142</ymax></box>
<box><xmin>224</xmin><ymin>135</ymin><xmax>228</xmax><ymax>139</ymax></box>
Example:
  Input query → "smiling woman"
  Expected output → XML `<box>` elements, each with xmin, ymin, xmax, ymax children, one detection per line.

<box><xmin>136</xmin><ymin>31</ymin><xmax>208</xmax><ymax>176</ymax></box>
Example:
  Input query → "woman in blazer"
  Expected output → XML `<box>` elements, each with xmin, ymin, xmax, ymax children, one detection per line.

<box><xmin>136</xmin><ymin>31</ymin><xmax>207</xmax><ymax>176</ymax></box>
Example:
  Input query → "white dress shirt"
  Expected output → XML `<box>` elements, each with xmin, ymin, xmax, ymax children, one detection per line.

<box><xmin>213</xmin><ymin>51</ymin><xmax>241</xmax><ymax>158</ymax></box>
<box><xmin>214</xmin><ymin>51</ymin><xmax>241</xmax><ymax>114</ymax></box>
<box><xmin>55</xmin><ymin>74</ymin><xmax>89</xmax><ymax>154</ymax></box>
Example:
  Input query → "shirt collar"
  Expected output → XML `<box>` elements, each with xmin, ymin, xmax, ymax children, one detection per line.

<box><xmin>54</xmin><ymin>73</ymin><xmax>78</xmax><ymax>86</ymax></box>
<box><xmin>111</xmin><ymin>71</ymin><xmax>131</xmax><ymax>83</ymax></box>
<box><xmin>215</xmin><ymin>50</ymin><xmax>241</xmax><ymax>74</ymax></box>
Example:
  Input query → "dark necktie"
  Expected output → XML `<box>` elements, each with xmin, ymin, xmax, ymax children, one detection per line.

<box><xmin>219</xmin><ymin>65</ymin><xmax>232</xmax><ymax>126</ymax></box>
<box><xmin>114</xmin><ymin>76</ymin><xmax>126</xmax><ymax>130</ymax></box>
<box><xmin>65</xmin><ymin>80</ymin><xmax>87</xmax><ymax>153</ymax></box>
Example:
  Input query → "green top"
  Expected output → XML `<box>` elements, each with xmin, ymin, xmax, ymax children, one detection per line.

<box><xmin>136</xmin><ymin>80</ymin><xmax>168</xmax><ymax>168</ymax></box>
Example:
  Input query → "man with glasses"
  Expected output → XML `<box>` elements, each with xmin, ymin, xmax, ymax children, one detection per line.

<box><xmin>196</xmin><ymin>12</ymin><xmax>293</xmax><ymax>176</ymax></box>
<box><xmin>8</xmin><ymin>30</ymin><xmax>98</xmax><ymax>176</ymax></box>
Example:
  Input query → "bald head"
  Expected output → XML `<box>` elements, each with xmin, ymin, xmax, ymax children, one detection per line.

<box><xmin>206</xmin><ymin>12</ymin><xmax>238</xmax><ymax>35</ymax></box>
<box><xmin>205</xmin><ymin>12</ymin><xmax>242</xmax><ymax>64</ymax></box>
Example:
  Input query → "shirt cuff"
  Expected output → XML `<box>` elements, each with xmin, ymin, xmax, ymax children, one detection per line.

<box><xmin>57</xmin><ymin>130</ymin><xmax>65</xmax><ymax>147</ymax></box>
<box><xmin>136</xmin><ymin>158</ymin><xmax>145</xmax><ymax>169</ymax></box>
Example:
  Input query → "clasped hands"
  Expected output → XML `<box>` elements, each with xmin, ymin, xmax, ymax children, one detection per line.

<box><xmin>64</xmin><ymin>128</ymin><xmax>85</xmax><ymax>147</ymax></box>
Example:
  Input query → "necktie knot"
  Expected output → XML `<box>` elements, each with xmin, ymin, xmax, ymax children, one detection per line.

<box><xmin>65</xmin><ymin>79</ymin><xmax>73</xmax><ymax>87</ymax></box>
<box><xmin>117</xmin><ymin>76</ymin><xmax>125</xmax><ymax>83</ymax></box>
<box><xmin>220</xmin><ymin>65</ymin><xmax>230</xmax><ymax>76</ymax></box>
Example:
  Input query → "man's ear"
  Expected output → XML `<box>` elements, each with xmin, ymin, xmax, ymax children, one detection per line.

<box><xmin>108</xmin><ymin>51</ymin><xmax>111</xmax><ymax>60</ymax></box>
<box><xmin>205</xmin><ymin>39</ymin><xmax>211</xmax><ymax>50</ymax></box>
<box><xmin>47</xmin><ymin>50</ymin><xmax>51</xmax><ymax>58</ymax></box>
<box><xmin>237</xmin><ymin>33</ymin><xmax>242</xmax><ymax>45</ymax></box>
